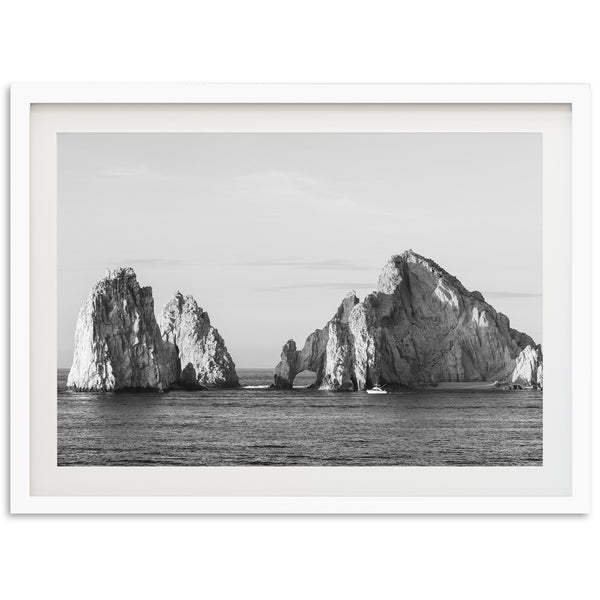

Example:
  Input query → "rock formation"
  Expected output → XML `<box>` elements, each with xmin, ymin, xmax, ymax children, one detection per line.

<box><xmin>67</xmin><ymin>268</ymin><xmax>179</xmax><ymax>391</ymax></box>
<box><xmin>274</xmin><ymin>250</ymin><xmax>543</xmax><ymax>391</ymax></box>
<box><xmin>159</xmin><ymin>292</ymin><xmax>239</xmax><ymax>388</ymax></box>
<box><xmin>67</xmin><ymin>269</ymin><xmax>239</xmax><ymax>392</ymax></box>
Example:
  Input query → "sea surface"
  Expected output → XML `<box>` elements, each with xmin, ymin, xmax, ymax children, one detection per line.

<box><xmin>57</xmin><ymin>368</ymin><xmax>543</xmax><ymax>466</ymax></box>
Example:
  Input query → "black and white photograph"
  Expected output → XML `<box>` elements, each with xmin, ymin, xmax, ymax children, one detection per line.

<box><xmin>5</xmin><ymin>0</ymin><xmax>597</xmax><ymax>595</ymax></box>
<box><xmin>58</xmin><ymin>131</ymin><xmax>543</xmax><ymax>467</ymax></box>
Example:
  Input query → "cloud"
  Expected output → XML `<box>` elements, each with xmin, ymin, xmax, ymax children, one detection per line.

<box><xmin>119</xmin><ymin>258</ymin><xmax>205</xmax><ymax>267</ymax></box>
<box><xmin>483</xmin><ymin>291</ymin><xmax>542</xmax><ymax>298</ymax></box>
<box><xmin>60</xmin><ymin>256</ymin><xmax>377</xmax><ymax>274</ymax></box>
<box><xmin>60</xmin><ymin>257</ymin><xmax>376</xmax><ymax>275</ymax></box>
<box><xmin>59</xmin><ymin>258</ymin><xmax>209</xmax><ymax>272</ymax></box>
<box><xmin>259</xmin><ymin>282</ymin><xmax>374</xmax><ymax>292</ymax></box>
<box><xmin>235</xmin><ymin>258</ymin><xmax>372</xmax><ymax>271</ymax></box>
<box><xmin>71</xmin><ymin>162</ymin><xmax>184</xmax><ymax>186</ymax></box>
<box><xmin>231</xmin><ymin>170</ymin><xmax>406</xmax><ymax>219</ymax></box>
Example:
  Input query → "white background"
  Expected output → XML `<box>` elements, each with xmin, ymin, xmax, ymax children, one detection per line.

<box><xmin>0</xmin><ymin>2</ymin><xmax>596</xmax><ymax>599</ymax></box>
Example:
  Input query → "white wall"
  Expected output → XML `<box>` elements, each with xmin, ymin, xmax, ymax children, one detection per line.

<box><xmin>1</xmin><ymin>2</ymin><xmax>597</xmax><ymax>599</ymax></box>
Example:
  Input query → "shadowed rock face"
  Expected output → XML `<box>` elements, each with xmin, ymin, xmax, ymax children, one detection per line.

<box><xmin>67</xmin><ymin>268</ymin><xmax>178</xmax><ymax>391</ymax></box>
<box><xmin>159</xmin><ymin>292</ymin><xmax>239</xmax><ymax>388</ymax></box>
<box><xmin>274</xmin><ymin>250</ymin><xmax>543</xmax><ymax>391</ymax></box>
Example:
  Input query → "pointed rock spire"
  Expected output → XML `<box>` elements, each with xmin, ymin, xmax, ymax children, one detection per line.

<box><xmin>159</xmin><ymin>292</ymin><xmax>239</xmax><ymax>388</ymax></box>
<box><xmin>67</xmin><ymin>268</ymin><xmax>178</xmax><ymax>391</ymax></box>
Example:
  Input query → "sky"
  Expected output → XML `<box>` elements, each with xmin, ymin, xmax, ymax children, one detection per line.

<box><xmin>58</xmin><ymin>133</ymin><xmax>542</xmax><ymax>368</ymax></box>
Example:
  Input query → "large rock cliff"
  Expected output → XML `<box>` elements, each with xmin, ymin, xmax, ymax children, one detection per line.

<box><xmin>67</xmin><ymin>269</ymin><xmax>239</xmax><ymax>392</ymax></box>
<box><xmin>274</xmin><ymin>250</ymin><xmax>543</xmax><ymax>391</ymax></box>
<box><xmin>67</xmin><ymin>268</ymin><xmax>179</xmax><ymax>391</ymax></box>
<box><xmin>159</xmin><ymin>292</ymin><xmax>239</xmax><ymax>388</ymax></box>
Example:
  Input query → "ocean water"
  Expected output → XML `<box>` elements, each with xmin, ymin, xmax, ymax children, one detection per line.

<box><xmin>57</xmin><ymin>368</ymin><xmax>543</xmax><ymax>466</ymax></box>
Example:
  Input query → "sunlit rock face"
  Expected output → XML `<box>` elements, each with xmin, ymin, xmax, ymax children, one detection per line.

<box><xmin>67</xmin><ymin>268</ymin><xmax>178</xmax><ymax>391</ymax></box>
<box><xmin>512</xmin><ymin>344</ymin><xmax>543</xmax><ymax>386</ymax></box>
<box><xmin>273</xmin><ymin>293</ymin><xmax>359</xmax><ymax>391</ymax></box>
<box><xmin>274</xmin><ymin>250</ymin><xmax>543</xmax><ymax>391</ymax></box>
<box><xmin>159</xmin><ymin>292</ymin><xmax>239</xmax><ymax>388</ymax></box>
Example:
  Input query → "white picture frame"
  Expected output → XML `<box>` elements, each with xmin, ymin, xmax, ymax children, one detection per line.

<box><xmin>10</xmin><ymin>83</ymin><xmax>591</xmax><ymax>514</ymax></box>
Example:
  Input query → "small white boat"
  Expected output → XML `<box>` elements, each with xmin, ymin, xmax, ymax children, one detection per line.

<box><xmin>366</xmin><ymin>386</ymin><xmax>387</xmax><ymax>394</ymax></box>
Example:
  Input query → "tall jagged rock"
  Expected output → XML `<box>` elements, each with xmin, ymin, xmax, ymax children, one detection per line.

<box><xmin>273</xmin><ymin>293</ymin><xmax>359</xmax><ymax>391</ymax></box>
<box><xmin>274</xmin><ymin>250</ymin><xmax>543</xmax><ymax>390</ymax></box>
<box><xmin>159</xmin><ymin>292</ymin><xmax>239</xmax><ymax>388</ymax></box>
<box><xmin>67</xmin><ymin>268</ymin><xmax>178</xmax><ymax>391</ymax></box>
